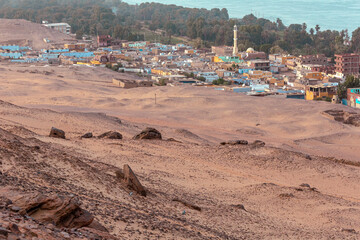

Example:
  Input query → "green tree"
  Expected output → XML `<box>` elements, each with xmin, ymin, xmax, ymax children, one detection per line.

<box><xmin>351</xmin><ymin>27</ymin><xmax>360</xmax><ymax>52</ymax></box>
<box><xmin>159</xmin><ymin>78</ymin><xmax>167</xmax><ymax>86</ymax></box>
<box><xmin>75</xmin><ymin>29</ymin><xmax>83</xmax><ymax>40</ymax></box>
<box><xmin>337</xmin><ymin>75</ymin><xmax>360</xmax><ymax>100</ymax></box>
<box><xmin>259</xmin><ymin>44</ymin><xmax>272</xmax><ymax>54</ymax></box>
<box><xmin>309</xmin><ymin>28</ymin><xmax>314</xmax><ymax>36</ymax></box>
<box><xmin>301</xmin><ymin>23</ymin><xmax>307</xmax><ymax>32</ymax></box>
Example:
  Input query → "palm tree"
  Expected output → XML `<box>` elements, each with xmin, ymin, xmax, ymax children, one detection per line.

<box><xmin>301</xmin><ymin>23</ymin><xmax>307</xmax><ymax>32</ymax></box>
<box><xmin>309</xmin><ymin>28</ymin><xmax>314</xmax><ymax>36</ymax></box>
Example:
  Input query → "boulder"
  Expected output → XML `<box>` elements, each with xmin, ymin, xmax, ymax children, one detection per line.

<box><xmin>220</xmin><ymin>140</ymin><xmax>248</xmax><ymax>145</ymax></box>
<box><xmin>121</xmin><ymin>164</ymin><xmax>146</xmax><ymax>197</ymax></box>
<box><xmin>1</xmin><ymin>189</ymin><xmax>96</xmax><ymax>229</ymax></box>
<box><xmin>133</xmin><ymin>128</ymin><xmax>162</xmax><ymax>140</ymax></box>
<box><xmin>252</xmin><ymin>140</ymin><xmax>265</xmax><ymax>147</ymax></box>
<box><xmin>81</xmin><ymin>132</ymin><xmax>93</xmax><ymax>139</ymax></box>
<box><xmin>98</xmin><ymin>131</ymin><xmax>122</xmax><ymax>139</ymax></box>
<box><xmin>49</xmin><ymin>127</ymin><xmax>65</xmax><ymax>139</ymax></box>
<box><xmin>229</xmin><ymin>140</ymin><xmax>248</xmax><ymax>145</ymax></box>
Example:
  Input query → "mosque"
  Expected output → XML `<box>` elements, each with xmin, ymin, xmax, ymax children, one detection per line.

<box><xmin>233</xmin><ymin>25</ymin><xmax>256</xmax><ymax>56</ymax></box>
<box><xmin>211</xmin><ymin>25</ymin><xmax>265</xmax><ymax>61</ymax></box>
<box><xmin>233</xmin><ymin>25</ymin><xmax>238</xmax><ymax>56</ymax></box>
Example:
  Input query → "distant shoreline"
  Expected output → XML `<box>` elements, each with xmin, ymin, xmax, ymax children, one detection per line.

<box><xmin>125</xmin><ymin>0</ymin><xmax>360</xmax><ymax>32</ymax></box>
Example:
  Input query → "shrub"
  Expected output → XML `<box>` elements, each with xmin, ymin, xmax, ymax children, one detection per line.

<box><xmin>159</xmin><ymin>78</ymin><xmax>167</xmax><ymax>86</ymax></box>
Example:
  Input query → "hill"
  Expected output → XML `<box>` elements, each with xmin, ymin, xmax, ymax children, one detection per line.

<box><xmin>0</xmin><ymin>65</ymin><xmax>360</xmax><ymax>238</ymax></box>
<box><xmin>0</xmin><ymin>19</ymin><xmax>75</xmax><ymax>50</ymax></box>
<box><xmin>0</xmin><ymin>97</ymin><xmax>360</xmax><ymax>239</ymax></box>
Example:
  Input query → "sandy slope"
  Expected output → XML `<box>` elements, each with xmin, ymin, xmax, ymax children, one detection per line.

<box><xmin>0</xmin><ymin>19</ymin><xmax>75</xmax><ymax>50</ymax></box>
<box><xmin>0</xmin><ymin>64</ymin><xmax>359</xmax><ymax>161</ymax></box>
<box><xmin>0</xmin><ymin>64</ymin><xmax>360</xmax><ymax>238</ymax></box>
<box><xmin>1</xmin><ymin>99</ymin><xmax>360</xmax><ymax>239</ymax></box>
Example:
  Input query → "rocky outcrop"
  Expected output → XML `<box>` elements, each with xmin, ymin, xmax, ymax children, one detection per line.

<box><xmin>49</xmin><ymin>127</ymin><xmax>65</xmax><ymax>139</ymax></box>
<box><xmin>98</xmin><ymin>131</ymin><xmax>123</xmax><ymax>139</ymax></box>
<box><xmin>322</xmin><ymin>109</ymin><xmax>360</xmax><ymax>127</ymax></box>
<box><xmin>1</xmin><ymin>188</ymin><xmax>94</xmax><ymax>229</ymax></box>
<box><xmin>345</xmin><ymin>114</ymin><xmax>360</xmax><ymax>127</ymax></box>
<box><xmin>0</xmin><ymin>187</ymin><xmax>116</xmax><ymax>239</ymax></box>
<box><xmin>133</xmin><ymin>127</ymin><xmax>162</xmax><ymax>140</ymax></box>
<box><xmin>116</xmin><ymin>165</ymin><xmax>146</xmax><ymax>197</ymax></box>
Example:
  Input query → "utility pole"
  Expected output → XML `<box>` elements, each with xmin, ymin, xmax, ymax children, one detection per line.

<box><xmin>155</xmin><ymin>93</ymin><xmax>157</xmax><ymax>105</ymax></box>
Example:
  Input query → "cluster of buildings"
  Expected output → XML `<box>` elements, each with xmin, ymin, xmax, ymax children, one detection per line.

<box><xmin>1</xmin><ymin>22</ymin><xmax>360</xmax><ymax>109</ymax></box>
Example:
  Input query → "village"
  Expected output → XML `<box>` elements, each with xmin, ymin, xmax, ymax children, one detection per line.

<box><xmin>1</xmin><ymin>6</ymin><xmax>360</xmax><ymax>238</ymax></box>
<box><xmin>0</xmin><ymin>21</ymin><xmax>360</xmax><ymax>109</ymax></box>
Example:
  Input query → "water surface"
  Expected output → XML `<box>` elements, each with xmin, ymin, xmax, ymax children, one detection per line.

<box><xmin>125</xmin><ymin>0</ymin><xmax>360</xmax><ymax>32</ymax></box>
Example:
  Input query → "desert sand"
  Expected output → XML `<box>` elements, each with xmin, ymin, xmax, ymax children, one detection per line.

<box><xmin>1</xmin><ymin>63</ymin><xmax>360</xmax><ymax>239</ymax></box>
<box><xmin>0</xmin><ymin>19</ymin><xmax>75</xmax><ymax>50</ymax></box>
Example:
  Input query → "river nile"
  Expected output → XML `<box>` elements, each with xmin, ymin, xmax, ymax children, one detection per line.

<box><xmin>125</xmin><ymin>0</ymin><xmax>360</xmax><ymax>33</ymax></box>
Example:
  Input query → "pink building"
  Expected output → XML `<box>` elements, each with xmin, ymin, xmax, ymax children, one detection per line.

<box><xmin>97</xmin><ymin>35</ymin><xmax>112</xmax><ymax>47</ymax></box>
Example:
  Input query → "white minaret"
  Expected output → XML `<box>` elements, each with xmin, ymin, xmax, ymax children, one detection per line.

<box><xmin>233</xmin><ymin>25</ymin><xmax>238</xmax><ymax>56</ymax></box>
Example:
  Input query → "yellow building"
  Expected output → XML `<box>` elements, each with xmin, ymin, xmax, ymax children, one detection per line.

<box><xmin>267</xmin><ymin>78</ymin><xmax>285</xmax><ymax>87</ymax></box>
<box><xmin>212</xmin><ymin>56</ymin><xmax>222</xmax><ymax>63</ymax></box>
<box><xmin>64</xmin><ymin>43</ymin><xmax>85</xmax><ymax>52</ymax></box>
<box><xmin>90</xmin><ymin>60</ymin><xmax>101</xmax><ymax>65</ymax></box>
<box><xmin>305</xmin><ymin>85</ymin><xmax>337</xmax><ymax>100</ymax></box>
<box><xmin>305</xmin><ymin>72</ymin><xmax>323</xmax><ymax>80</ymax></box>
<box><xmin>281</xmin><ymin>56</ymin><xmax>296</xmax><ymax>65</ymax></box>
<box><xmin>244</xmin><ymin>70</ymin><xmax>272</xmax><ymax>80</ymax></box>
<box><xmin>151</xmin><ymin>68</ymin><xmax>172</xmax><ymax>76</ymax></box>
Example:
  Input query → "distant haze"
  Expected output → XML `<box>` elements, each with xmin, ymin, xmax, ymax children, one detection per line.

<box><xmin>126</xmin><ymin>0</ymin><xmax>360</xmax><ymax>32</ymax></box>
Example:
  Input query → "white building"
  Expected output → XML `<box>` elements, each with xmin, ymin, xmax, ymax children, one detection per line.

<box><xmin>197</xmin><ymin>72</ymin><xmax>219</xmax><ymax>83</ymax></box>
<box><xmin>43</xmin><ymin>22</ymin><xmax>71</xmax><ymax>34</ymax></box>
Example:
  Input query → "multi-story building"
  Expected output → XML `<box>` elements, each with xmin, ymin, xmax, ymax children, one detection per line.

<box><xmin>248</xmin><ymin>60</ymin><xmax>270</xmax><ymax>71</ymax></box>
<box><xmin>97</xmin><ymin>35</ymin><xmax>112</xmax><ymax>47</ymax></box>
<box><xmin>306</xmin><ymin>64</ymin><xmax>335</xmax><ymax>74</ymax></box>
<box><xmin>296</xmin><ymin>54</ymin><xmax>327</xmax><ymax>66</ymax></box>
<box><xmin>211</xmin><ymin>46</ymin><xmax>233</xmax><ymax>56</ymax></box>
<box><xmin>43</xmin><ymin>22</ymin><xmax>71</xmax><ymax>34</ymax></box>
<box><xmin>335</xmin><ymin>53</ymin><xmax>360</xmax><ymax>78</ymax></box>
